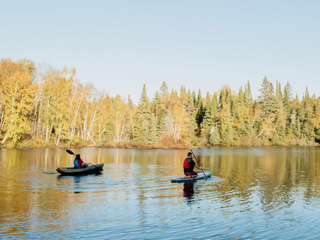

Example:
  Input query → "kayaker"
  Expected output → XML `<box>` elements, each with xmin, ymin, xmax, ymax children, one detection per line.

<box><xmin>74</xmin><ymin>154</ymin><xmax>89</xmax><ymax>168</ymax></box>
<box><xmin>184</xmin><ymin>152</ymin><xmax>203</xmax><ymax>177</ymax></box>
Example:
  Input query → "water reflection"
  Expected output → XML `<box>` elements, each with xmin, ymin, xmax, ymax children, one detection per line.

<box><xmin>72</xmin><ymin>176</ymin><xmax>82</xmax><ymax>194</ymax></box>
<box><xmin>183</xmin><ymin>182</ymin><xmax>195</xmax><ymax>203</ymax></box>
<box><xmin>57</xmin><ymin>173</ymin><xmax>103</xmax><ymax>194</ymax></box>
<box><xmin>1</xmin><ymin>147</ymin><xmax>320</xmax><ymax>239</ymax></box>
<box><xmin>57</xmin><ymin>175</ymin><xmax>84</xmax><ymax>194</ymax></box>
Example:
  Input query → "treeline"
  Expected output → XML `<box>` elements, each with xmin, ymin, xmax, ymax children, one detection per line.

<box><xmin>1</xmin><ymin>58</ymin><xmax>320</xmax><ymax>148</ymax></box>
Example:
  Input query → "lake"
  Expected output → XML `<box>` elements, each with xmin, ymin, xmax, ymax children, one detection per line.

<box><xmin>1</xmin><ymin>147</ymin><xmax>320</xmax><ymax>239</ymax></box>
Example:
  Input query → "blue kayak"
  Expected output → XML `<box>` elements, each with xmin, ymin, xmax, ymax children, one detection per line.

<box><xmin>171</xmin><ymin>171</ymin><xmax>211</xmax><ymax>183</ymax></box>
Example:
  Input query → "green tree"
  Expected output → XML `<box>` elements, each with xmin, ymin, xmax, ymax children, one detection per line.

<box><xmin>219</xmin><ymin>86</ymin><xmax>236</xmax><ymax>145</ymax></box>
<box><xmin>203</xmin><ymin>92</ymin><xmax>220</xmax><ymax>145</ymax></box>
<box><xmin>256</xmin><ymin>77</ymin><xmax>279</xmax><ymax>143</ymax></box>
<box><xmin>134</xmin><ymin>84</ymin><xmax>157</xmax><ymax>144</ymax></box>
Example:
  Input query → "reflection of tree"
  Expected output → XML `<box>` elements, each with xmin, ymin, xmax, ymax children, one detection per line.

<box><xmin>0</xmin><ymin>148</ymin><xmax>90</xmax><ymax>235</ymax></box>
<box><xmin>201</xmin><ymin>147</ymin><xmax>320</xmax><ymax>212</ymax></box>
<box><xmin>3</xmin><ymin>147</ymin><xmax>320</xmax><ymax>236</ymax></box>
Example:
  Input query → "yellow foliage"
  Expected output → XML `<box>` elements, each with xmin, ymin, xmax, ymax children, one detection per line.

<box><xmin>312</xmin><ymin>109</ymin><xmax>320</xmax><ymax>129</ymax></box>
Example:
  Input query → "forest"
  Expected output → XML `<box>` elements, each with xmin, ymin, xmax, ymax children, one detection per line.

<box><xmin>1</xmin><ymin>58</ymin><xmax>320</xmax><ymax>148</ymax></box>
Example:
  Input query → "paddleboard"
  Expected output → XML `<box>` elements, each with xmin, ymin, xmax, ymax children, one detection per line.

<box><xmin>171</xmin><ymin>171</ymin><xmax>211</xmax><ymax>183</ymax></box>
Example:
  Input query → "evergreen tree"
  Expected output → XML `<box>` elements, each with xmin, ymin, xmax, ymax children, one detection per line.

<box><xmin>244</xmin><ymin>81</ymin><xmax>253</xmax><ymax>107</ymax></box>
<box><xmin>203</xmin><ymin>92</ymin><xmax>214</xmax><ymax>131</ymax></box>
<box><xmin>203</xmin><ymin>92</ymin><xmax>220</xmax><ymax>145</ymax></box>
<box><xmin>2</xmin><ymin>57</ymin><xmax>320</xmax><ymax>147</ymax></box>
<box><xmin>258</xmin><ymin>77</ymin><xmax>279</xmax><ymax>119</ymax></box>
<box><xmin>283</xmin><ymin>82</ymin><xmax>293</xmax><ymax>113</ymax></box>
<box><xmin>186</xmin><ymin>90</ymin><xmax>195</xmax><ymax>137</ymax></box>
<box><xmin>272</xmin><ymin>81</ymin><xmax>286</xmax><ymax>144</ymax></box>
<box><xmin>299</xmin><ymin>88</ymin><xmax>315</xmax><ymax>143</ymax></box>
<box><xmin>134</xmin><ymin>84</ymin><xmax>157</xmax><ymax>144</ymax></box>
<box><xmin>160</xmin><ymin>81</ymin><xmax>169</xmax><ymax>95</ymax></box>
<box><xmin>238</xmin><ymin>87</ymin><xmax>244</xmax><ymax>106</ymax></box>
<box><xmin>218</xmin><ymin>86</ymin><xmax>237</xmax><ymax>145</ymax></box>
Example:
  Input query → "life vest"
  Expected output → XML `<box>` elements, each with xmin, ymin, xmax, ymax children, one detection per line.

<box><xmin>74</xmin><ymin>159</ymin><xmax>81</xmax><ymax>168</ymax></box>
<box><xmin>183</xmin><ymin>158</ymin><xmax>192</xmax><ymax>169</ymax></box>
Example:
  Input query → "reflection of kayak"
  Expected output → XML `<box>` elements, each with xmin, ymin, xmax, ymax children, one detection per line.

<box><xmin>171</xmin><ymin>171</ymin><xmax>211</xmax><ymax>183</ymax></box>
<box><xmin>56</xmin><ymin>164</ymin><xmax>104</xmax><ymax>175</ymax></box>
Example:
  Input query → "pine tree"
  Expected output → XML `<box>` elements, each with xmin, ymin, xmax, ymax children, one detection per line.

<box><xmin>244</xmin><ymin>81</ymin><xmax>253</xmax><ymax>107</ymax></box>
<box><xmin>283</xmin><ymin>82</ymin><xmax>292</xmax><ymax>113</ymax></box>
<box><xmin>203</xmin><ymin>92</ymin><xmax>220</xmax><ymax>145</ymax></box>
<box><xmin>272</xmin><ymin>81</ymin><xmax>286</xmax><ymax>144</ymax></box>
<box><xmin>256</xmin><ymin>77</ymin><xmax>280</xmax><ymax>143</ymax></box>
<box><xmin>186</xmin><ymin>90</ymin><xmax>195</xmax><ymax>137</ymax></box>
<box><xmin>258</xmin><ymin>77</ymin><xmax>279</xmax><ymax>119</ymax></box>
<box><xmin>160</xmin><ymin>81</ymin><xmax>169</xmax><ymax>95</ymax></box>
<box><xmin>300</xmin><ymin>88</ymin><xmax>315</xmax><ymax>143</ymax></box>
<box><xmin>218</xmin><ymin>86</ymin><xmax>236</xmax><ymax>145</ymax></box>
<box><xmin>134</xmin><ymin>84</ymin><xmax>157</xmax><ymax>144</ymax></box>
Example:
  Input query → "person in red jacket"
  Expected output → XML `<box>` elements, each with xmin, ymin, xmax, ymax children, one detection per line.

<box><xmin>183</xmin><ymin>152</ymin><xmax>203</xmax><ymax>177</ymax></box>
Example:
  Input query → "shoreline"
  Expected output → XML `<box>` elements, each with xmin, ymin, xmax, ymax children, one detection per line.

<box><xmin>1</xmin><ymin>142</ymin><xmax>319</xmax><ymax>149</ymax></box>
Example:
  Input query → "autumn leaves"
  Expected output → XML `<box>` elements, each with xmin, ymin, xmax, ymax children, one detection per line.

<box><xmin>1</xmin><ymin>58</ymin><xmax>319</xmax><ymax>147</ymax></box>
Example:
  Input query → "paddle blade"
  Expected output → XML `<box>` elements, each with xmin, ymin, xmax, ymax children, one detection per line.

<box><xmin>66</xmin><ymin>149</ymin><xmax>75</xmax><ymax>155</ymax></box>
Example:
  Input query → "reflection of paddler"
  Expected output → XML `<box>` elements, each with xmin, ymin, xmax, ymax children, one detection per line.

<box><xmin>183</xmin><ymin>181</ymin><xmax>194</xmax><ymax>199</ymax></box>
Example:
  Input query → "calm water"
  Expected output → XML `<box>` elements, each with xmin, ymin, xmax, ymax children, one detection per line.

<box><xmin>1</xmin><ymin>147</ymin><xmax>320</xmax><ymax>239</ymax></box>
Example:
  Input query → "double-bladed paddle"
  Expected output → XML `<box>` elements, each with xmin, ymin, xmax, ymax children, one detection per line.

<box><xmin>190</xmin><ymin>149</ymin><xmax>207</xmax><ymax>180</ymax></box>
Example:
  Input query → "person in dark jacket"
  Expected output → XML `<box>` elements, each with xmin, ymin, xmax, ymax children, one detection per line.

<box><xmin>183</xmin><ymin>152</ymin><xmax>203</xmax><ymax>177</ymax></box>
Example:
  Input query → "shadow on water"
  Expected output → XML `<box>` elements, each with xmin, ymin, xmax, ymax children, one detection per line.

<box><xmin>42</xmin><ymin>171</ymin><xmax>59</xmax><ymax>174</ymax></box>
<box><xmin>56</xmin><ymin>173</ymin><xmax>103</xmax><ymax>179</ymax></box>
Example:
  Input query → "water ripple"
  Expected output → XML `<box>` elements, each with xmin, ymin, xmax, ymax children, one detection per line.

<box><xmin>2</xmin><ymin>148</ymin><xmax>320</xmax><ymax>239</ymax></box>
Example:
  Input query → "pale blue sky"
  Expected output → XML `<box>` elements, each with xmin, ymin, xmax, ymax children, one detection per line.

<box><xmin>1</xmin><ymin>0</ymin><xmax>319</xmax><ymax>102</ymax></box>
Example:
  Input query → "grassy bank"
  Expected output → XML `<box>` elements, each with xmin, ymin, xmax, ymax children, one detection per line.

<box><xmin>1</xmin><ymin>138</ymin><xmax>318</xmax><ymax>149</ymax></box>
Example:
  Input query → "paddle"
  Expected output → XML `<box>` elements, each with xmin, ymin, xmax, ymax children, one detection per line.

<box><xmin>66</xmin><ymin>149</ymin><xmax>94</xmax><ymax>167</ymax></box>
<box><xmin>190</xmin><ymin>149</ymin><xmax>207</xmax><ymax>180</ymax></box>
<box><xmin>66</xmin><ymin>149</ymin><xmax>76</xmax><ymax>155</ymax></box>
